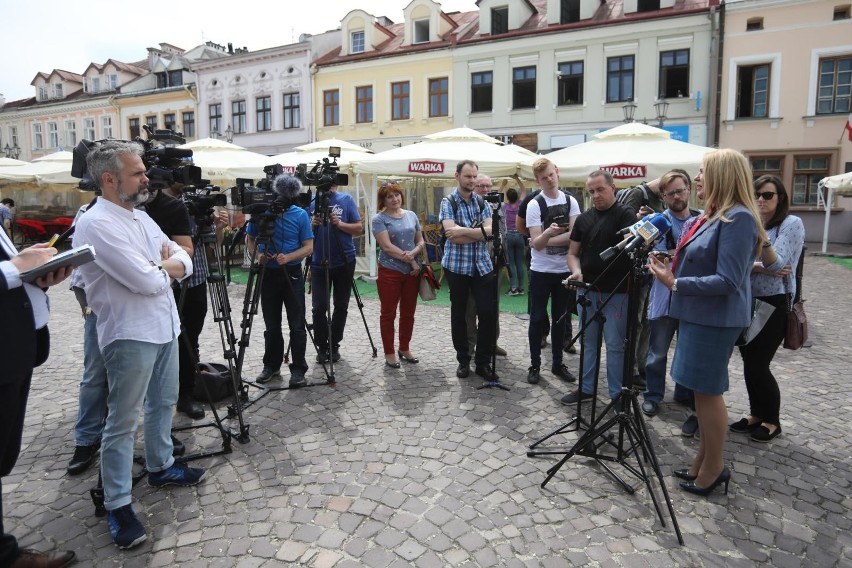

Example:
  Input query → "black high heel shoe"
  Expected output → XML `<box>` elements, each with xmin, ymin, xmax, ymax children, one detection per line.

<box><xmin>673</xmin><ymin>468</ymin><xmax>697</xmax><ymax>481</ymax></box>
<box><xmin>680</xmin><ymin>466</ymin><xmax>731</xmax><ymax>496</ymax></box>
<box><xmin>398</xmin><ymin>350</ymin><xmax>419</xmax><ymax>364</ymax></box>
<box><xmin>384</xmin><ymin>358</ymin><xmax>401</xmax><ymax>369</ymax></box>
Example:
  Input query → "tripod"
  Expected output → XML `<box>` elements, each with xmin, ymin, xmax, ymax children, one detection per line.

<box><xmin>477</xmin><ymin>201</ymin><xmax>508</xmax><ymax>391</ymax></box>
<box><xmin>538</xmin><ymin>249</ymin><xmax>684</xmax><ymax>544</ymax></box>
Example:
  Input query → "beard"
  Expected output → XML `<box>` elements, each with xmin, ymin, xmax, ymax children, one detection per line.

<box><xmin>668</xmin><ymin>200</ymin><xmax>688</xmax><ymax>213</ymax></box>
<box><xmin>117</xmin><ymin>179</ymin><xmax>149</xmax><ymax>206</ymax></box>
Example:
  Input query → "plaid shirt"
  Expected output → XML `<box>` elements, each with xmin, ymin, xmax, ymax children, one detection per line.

<box><xmin>439</xmin><ymin>189</ymin><xmax>493</xmax><ymax>276</ymax></box>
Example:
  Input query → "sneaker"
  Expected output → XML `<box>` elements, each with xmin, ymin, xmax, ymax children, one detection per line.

<box><xmin>551</xmin><ymin>363</ymin><xmax>576</xmax><ymax>382</ymax></box>
<box><xmin>67</xmin><ymin>442</ymin><xmax>100</xmax><ymax>475</ymax></box>
<box><xmin>517</xmin><ymin>288</ymin><xmax>525</xmax><ymax>295</ymax></box>
<box><xmin>107</xmin><ymin>504</ymin><xmax>147</xmax><ymax>549</ymax></box>
<box><xmin>316</xmin><ymin>350</ymin><xmax>341</xmax><ymax>363</ymax></box>
<box><xmin>560</xmin><ymin>390</ymin><xmax>594</xmax><ymax>405</ymax></box>
<box><xmin>256</xmin><ymin>367</ymin><xmax>280</xmax><ymax>384</ymax></box>
<box><xmin>681</xmin><ymin>414</ymin><xmax>699</xmax><ymax>438</ymax></box>
<box><xmin>506</xmin><ymin>288</ymin><xmax>516</xmax><ymax>296</ymax></box>
<box><xmin>289</xmin><ymin>367</ymin><xmax>307</xmax><ymax>388</ymax></box>
<box><xmin>148</xmin><ymin>460</ymin><xmax>207</xmax><ymax>487</ymax></box>
<box><xmin>527</xmin><ymin>367</ymin><xmax>541</xmax><ymax>384</ymax></box>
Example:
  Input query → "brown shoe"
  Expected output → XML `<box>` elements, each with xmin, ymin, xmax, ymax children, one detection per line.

<box><xmin>11</xmin><ymin>550</ymin><xmax>76</xmax><ymax>568</ymax></box>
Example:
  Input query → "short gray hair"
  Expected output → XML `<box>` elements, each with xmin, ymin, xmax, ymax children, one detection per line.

<box><xmin>86</xmin><ymin>140</ymin><xmax>144</xmax><ymax>189</ymax></box>
<box><xmin>588</xmin><ymin>169</ymin><xmax>614</xmax><ymax>186</ymax></box>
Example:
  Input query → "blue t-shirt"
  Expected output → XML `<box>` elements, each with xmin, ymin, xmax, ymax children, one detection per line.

<box><xmin>246</xmin><ymin>205</ymin><xmax>312</xmax><ymax>269</ymax></box>
<box><xmin>371</xmin><ymin>210</ymin><xmax>421</xmax><ymax>274</ymax></box>
<box><xmin>310</xmin><ymin>190</ymin><xmax>361</xmax><ymax>268</ymax></box>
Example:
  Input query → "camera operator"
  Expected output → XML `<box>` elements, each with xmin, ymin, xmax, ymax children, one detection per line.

<box><xmin>73</xmin><ymin>141</ymin><xmax>206</xmax><ymax>550</ymax></box>
<box><xmin>247</xmin><ymin>175</ymin><xmax>314</xmax><ymax>386</ymax></box>
<box><xmin>309</xmin><ymin>183</ymin><xmax>363</xmax><ymax>363</ymax></box>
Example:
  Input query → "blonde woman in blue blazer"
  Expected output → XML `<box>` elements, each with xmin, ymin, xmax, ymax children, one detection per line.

<box><xmin>648</xmin><ymin>148</ymin><xmax>767</xmax><ymax>497</ymax></box>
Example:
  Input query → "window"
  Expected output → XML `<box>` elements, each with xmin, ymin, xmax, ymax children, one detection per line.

<box><xmin>33</xmin><ymin>124</ymin><xmax>43</xmax><ymax>150</ymax></box>
<box><xmin>209</xmin><ymin>103</ymin><xmax>222</xmax><ymax>134</ymax></box>
<box><xmin>391</xmin><ymin>82</ymin><xmax>410</xmax><ymax>120</ymax></box>
<box><xmin>512</xmin><ymin>66</ymin><xmax>537</xmax><ymax>109</ymax></box>
<box><xmin>736</xmin><ymin>64</ymin><xmax>770</xmax><ymax>118</ymax></box>
<box><xmin>10</xmin><ymin>126</ymin><xmax>18</xmax><ymax>148</ymax></box>
<box><xmin>163</xmin><ymin>113</ymin><xmax>176</xmax><ymax>132</ymax></box>
<box><xmin>491</xmin><ymin>7</ymin><xmax>508</xmax><ymax>35</ymax></box>
<box><xmin>750</xmin><ymin>156</ymin><xmax>783</xmax><ymax>180</ymax></box>
<box><xmin>835</xmin><ymin>5</ymin><xmax>851</xmax><ymax>20</ymax></box>
<box><xmin>356</xmin><ymin>86</ymin><xmax>373</xmax><ymax>123</ymax></box>
<box><xmin>107</xmin><ymin>74</ymin><xmax>118</xmax><ymax>91</ymax></box>
<box><xmin>169</xmin><ymin>70</ymin><xmax>182</xmax><ymax>87</ymax></box>
<box><xmin>129</xmin><ymin>118</ymin><xmax>140</xmax><ymax>139</ymax></box>
<box><xmin>351</xmin><ymin>30</ymin><xmax>365</xmax><ymax>54</ymax></box>
<box><xmin>232</xmin><ymin>100</ymin><xmax>246</xmax><ymax>134</ymax></box>
<box><xmin>156</xmin><ymin>73</ymin><xmax>168</xmax><ymax>89</ymax></box>
<box><xmin>145</xmin><ymin>115</ymin><xmax>157</xmax><ymax>131</ymax></box>
<box><xmin>746</xmin><ymin>17</ymin><xmax>763</xmax><ymax>31</ymax></box>
<box><xmin>324</xmin><ymin>90</ymin><xmax>340</xmax><ymax>126</ymax></box>
<box><xmin>792</xmin><ymin>155</ymin><xmax>829</xmax><ymax>205</ymax></box>
<box><xmin>102</xmin><ymin>116</ymin><xmax>113</xmax><ymax>138</ymax></box>
<box><xmin>471</xmin><ymin>71</ymin><xmax>493</xmax><ymax>113</ymax></box>
<box><xmin>558</xmin><ymin>61</ymin><xmax>584</xmax><ymax>105</ymax></box>
<box><xmin>429</xmin><ymin>78</ymin><xmax>448</xmax><ymax>117</ymax></box>
<box><xmin>88</xmin><ymin>76</ymin><xmax>100</xmax><ymax>93</ymax></box>
<box><xmin>637</xmin><ymin>0</ymin><xmax>660</xmax><ymax>11</ymax></box>
<box><xmin>817</xmin><ymin>56</ymin><xmax>851</xmax><ymax>114</ymax></box>
<box><xmin>607</xmin><ymin>55</ymin><xmax>634</xmax><ymax>103</ymax></box>
<box><xmin>65</xmin><ymin>120</ymin><xmax>77</xmax><ymax>147</ymax></box>
<box><xmin>659</xmin><ymin>49</ymin><xmax>690</xmax><ymax>98</ymax></box>
<box><xmin>83</xmin><ymin>118</ymin><xmax>95</xmax><ymax>140</ymax></box>
<box><xmin>47</xmin><ymin>122</ymin><xmax>59</xmax><ymax>149</ymax></box>
<box><xmin>256</xmin><ymin>96</ymin><xmax>272</xmax><ymax>131</ymax></box>
<box><xmin>37</xmin><ymin>86</ymin><xmax>48</xmax><ymax>101</ymax></box>
<box><xmin>414</xmin><ymin>19</ymin><xmax>430</xmax><ymax>43</ymax></box>
<box><xmin>182</xmin><ymin>112</ymin><xmax>195</xmax><ymax>137</ymax></box>
<box><xmin>283</xmin><ymin>93</ymin><xmax>300</xmax><ymax>129</ymax></box>
<box><xmin>561</xmin><ymin>0</ymin><xmax>580</xmax><ymax>24</ymax></box>
<box><xmin>53</xmin><ymin>84</ymin><xmax>63</xmax><ymax>99</ymax></box>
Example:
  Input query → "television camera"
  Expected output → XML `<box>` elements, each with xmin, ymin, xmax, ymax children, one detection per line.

<box><xmin>295</xmin><ymin>146</ymin><xmax>349</xmax><ymax>218</ymax></box>
<box><xmin>230</xmin><ymin>164</ymin><xmax>311</xmax><ymax>216</ymax></box>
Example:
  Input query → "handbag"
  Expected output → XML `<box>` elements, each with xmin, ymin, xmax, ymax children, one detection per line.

<box><xmin>192</xmin><ymin>362</ymin><xmax>235</xmax><ymax>402</ymax></box>
<box><xmin>783</xmin><ymin>296</ymin><xmax>807</xmax><ymax>350</ymax></box>
<box><xmin>736</xmin><ymin>298</ymin><xmax>775</xmax><ymax>346</ymax></box>
<box><xmin>419</xmin><ymin>263</ymin><xmax>440</xmax><ymax>301</ymax></box>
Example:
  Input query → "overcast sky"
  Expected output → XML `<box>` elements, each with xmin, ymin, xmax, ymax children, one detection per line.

<box><xmin>0</xmin><ymin>0</ymin><xmax>476</xmax><ymax>102</ymax></box>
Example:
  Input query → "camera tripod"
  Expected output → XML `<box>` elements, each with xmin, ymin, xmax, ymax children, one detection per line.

<box><xmin>477</xmin><ymin>200</ymin><xmax>508</xmax><ymax>391</ymax></box>
<box><xmin>531</xmin><ymin>248</ymin><xmax>683</xmax><ymax>545</ymax></box>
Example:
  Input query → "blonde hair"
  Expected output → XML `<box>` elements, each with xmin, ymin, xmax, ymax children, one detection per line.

<box><xmin>532</xmin><ymin>157</ymin><xmax>555</xmax><ymax>177</ymax></box>
<box><xmin>701</xmin><ymin>148</ymin><xmax>767</xmax><ymax>255</ymax></box>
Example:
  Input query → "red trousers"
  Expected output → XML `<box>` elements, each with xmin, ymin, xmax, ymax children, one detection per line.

<box><xmin>377</xmin><ymin>265</ymin><xmax>420</xmax><ymax>355</ymax></box>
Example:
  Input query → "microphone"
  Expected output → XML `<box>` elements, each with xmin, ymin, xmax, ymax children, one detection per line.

<box><xmin>273</xmin><ymin>174</ymin><xmax>303</xmax><ymax>199</ymax></box>
<box><xmin>561</xmin><ymin>278</ymin><xmax>590</xmax><ymax>289</ymax></box>
<box><xmin>600</xmin><ymin>213</ymin><xmax>672</xmax><ymax>262</ymax></box>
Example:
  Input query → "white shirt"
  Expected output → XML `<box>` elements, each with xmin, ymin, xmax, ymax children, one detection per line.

<box><xmin>0</xmin><ymin>227</ymin><xmax>50</xmax><ymax>328</ymax></box>
<box><xmin>526</xmin><ymin>191</ymin><xmax>581</xmax><ymax>273</ymax></box>
<box><xmin>74</xmin><ymin>197</ymin><xmax>192</xmax><ymax>349</ymax></box>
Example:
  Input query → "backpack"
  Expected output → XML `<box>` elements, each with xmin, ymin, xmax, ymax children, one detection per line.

<box><xmin>192</xmin><ymin>362</ymin><xmax>235</xmax><ymax>403</ymax></box>
<box><xmin>439</xmin><ymin>193</ymin><xmax>486</xmax><ymax>250</ymax></box>
<box><xmin>533</xmin><ymin>192</ymin><xmax>574</xmax><ymax>230</ymax></box>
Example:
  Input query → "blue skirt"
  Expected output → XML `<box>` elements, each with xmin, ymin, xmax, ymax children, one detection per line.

<box><xmin>672</xmin><ymin>321</ymin><xmax>741</xmax><ymax>396</ymax></box>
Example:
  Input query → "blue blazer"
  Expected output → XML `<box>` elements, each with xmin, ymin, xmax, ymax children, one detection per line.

<box><xmin>670</xmin><ymin>204</ymin><xmax>758</xmax><ymax>328</ymax></box>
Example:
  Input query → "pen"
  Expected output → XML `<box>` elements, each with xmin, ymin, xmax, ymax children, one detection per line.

<box><xmin>48</xmin><ymin>234</ymin><xmax>60</xmax><ymax>247</ymax></box>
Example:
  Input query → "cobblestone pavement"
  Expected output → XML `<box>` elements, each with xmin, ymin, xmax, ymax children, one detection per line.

<box><xmin>6</xmin><ymin>250</ymin><xmax>851</xmax><ymax>567</ymax></box>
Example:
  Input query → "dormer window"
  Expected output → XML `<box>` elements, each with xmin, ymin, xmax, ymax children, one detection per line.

<box><xmin>351</xmin><ymin>30</ymin><xmax>365</xmax><ymax>54</ymax></box>
<box><xmin>107</xmin><ymin>74</ymin><xmax>118</xmax><ymax>91</ymax></box>
<box><xmin>414</xmin><ymin>19</ymin><xmax>430</xmax><ymax>43</ymax></box>
<box><xmin>561</xmin><ymin>0</ymin><xmax>580</xmax><ymax>24</ymax></box>
<box><xmin>53</xmin><ymin>84</ymin><xmax>63</xmax><ymax>99</ymax></box>
<box><xmin>37</xmin><ymin>86</ymin><xmax>48</xmax><ymax>101</ymax></box>
<box><xmin>89</xmin><ymin>77</ymin><xmax>101</xmax><ymax>93</ymax></box>
<box><xmin>491</xmin><ymin>7</ymin><xmax>508</xmax><ymax>35</ymax></box>
<box><xmin>637</xmin><ymin>0</ymin><xmax>660</xmax><ymax>12</ymax></box>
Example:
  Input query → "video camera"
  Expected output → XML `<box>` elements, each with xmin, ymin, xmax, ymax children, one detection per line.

<box><xmin>295</xmin><ymin>147</ymin><xmax>348</xmax><ymax>218</ymax></box>
<box><xmin>483</xmin><ymin>190</ymin><xmax>504</xmax><ymax>205</ymax></box>
<box><xmin>71</xmin><ymin>126</ymin><xmax>204</xmax><ymax>191</ymax></box>
<box><xmin>230</xmin><ymin>164</ymin><xmax>310</xmax><ymax>215</ymax></box>
<box><xmin>183</xmin><ymin>185</ymin><xmax>227</xmax><ymax>217</ymax></box>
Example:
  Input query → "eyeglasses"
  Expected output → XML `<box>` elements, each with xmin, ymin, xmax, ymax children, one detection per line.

<box><xmin>475</xmin><ymin>183</ymin><xmax>493</xmax><ymax>188</ymax></box>
<box><xmin>663</xmin><ymin>188</ymin><xmax>686</xmax><ymax>198</ymax></box>
<box><xmin>754</xmin><ymin>191</ymin><xmax>777</xmax><ymax>201</ymax></box>
<box><xmin>380</xmin><ymin>180</ymin><xmax>399</xmax><ymax>188</ymax></box>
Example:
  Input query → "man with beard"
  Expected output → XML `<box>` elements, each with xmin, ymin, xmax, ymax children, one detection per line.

<box><xmin>74</xmin><ymin>141</ymin><xmax>206</xmax><ymax>550</ymax></box>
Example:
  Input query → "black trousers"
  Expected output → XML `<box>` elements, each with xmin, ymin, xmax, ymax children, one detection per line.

<box><xmin>173</xmin><ymin>283</ymin><xmax>208</xmax><ymax>398</ymax></box>
<box><xmin>738</xmin><ymin>293</ymin><xmax>787</xmax><ymax>426</ymax></box>
<box><xmin>311</xmin><ymin>261</ymin><xmax>355</xmax><ymax>354</ymax></box>
<box><xmin>445</xmin><ymin>268</ymin><xmax>497</xmax><ymax>366</ymax></box>
<box><xmin>261</xmin><ymin>265</ymin><xmax>308</xmax><ymax>372</ymax></box>
<box><xmin>0</xmin><ymin>372</ymin><xmax>32</xmax><ymax>566</ymax></box>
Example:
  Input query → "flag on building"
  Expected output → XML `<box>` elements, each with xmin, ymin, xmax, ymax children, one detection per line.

<box><xmin>845</xmin><ymin>112</ymin><xmax>852</xmax><ymax>143</ymax></box>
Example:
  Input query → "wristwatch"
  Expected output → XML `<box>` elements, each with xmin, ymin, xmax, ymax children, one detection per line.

<box><xmin>671</xmin><ymin>279</ymin><xmax>678</xmax><ymax>293</ymax></box>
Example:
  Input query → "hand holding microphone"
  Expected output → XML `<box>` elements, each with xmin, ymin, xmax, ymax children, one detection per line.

<box><xmin>600</xmin><ymin>213</ymin><xmax>672</xmax><ymax>262</ymax></box>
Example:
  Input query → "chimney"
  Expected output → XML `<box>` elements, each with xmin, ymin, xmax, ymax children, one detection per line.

<box><xmin>227</xmin><ymin>43</ymin><xmax>234</xmax><ymax>54</ymax></box>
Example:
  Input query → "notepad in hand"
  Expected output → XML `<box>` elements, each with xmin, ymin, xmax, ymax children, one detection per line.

<box><xmin>19</xmin><ymin>245</ymin><xmax>96</xmax><ymax>284</ymax></box>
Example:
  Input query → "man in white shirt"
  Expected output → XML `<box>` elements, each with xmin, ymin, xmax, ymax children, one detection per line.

<box><xmin>524</xmin><ymin>158</ymin><xmax>581</xmax><ymax>384</ymax></box>
<box><xmin>74</xmin><ymin>141</ymin><xmax>205</xmax><ymax>550</ymax></box>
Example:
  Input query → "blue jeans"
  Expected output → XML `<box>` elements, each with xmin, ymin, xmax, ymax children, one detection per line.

<box><xmin>528</xmin><ymin>270</ymin><xmax>570</xmax><ymax>369</ymax></box>
<box><xmin>505</xmin><ymin>231</ymin><xmax>526</xmax><ymax>290</ymax></box>
<box><xmin>643</xmin><ymin>316</ymin><xmax>679</xmax><ymax>403</ymax></box>
<box><xmin>101</xmin><ymin>339</ymin><xmax>178</xmax><ymax>511</ymax></box>
<box><xmin>579</xmin><ymin>290</ymin><xmax>628</xmax><ymax>399</ymax></box>
<box><xmin>74</xmin><ymin>312</ymin><xmax>108</xmax><ymax>446</ymax></box>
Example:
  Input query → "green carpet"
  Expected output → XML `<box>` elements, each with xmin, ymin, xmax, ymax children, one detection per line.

<box><xmin>220</xmin><ymin>265</ymin><xmax>533</xmax><ymax>314</ymax></box>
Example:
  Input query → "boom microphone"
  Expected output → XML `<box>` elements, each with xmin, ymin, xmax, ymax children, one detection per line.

<box><xmin>600</xmin><ymin>213</ymin><xmax>672</xmax><ymax>262</ymax></box>
<box><xmin>273</xmin><ymin>174</ymin><xmax>303</xmax><ymax>199</ymax></box>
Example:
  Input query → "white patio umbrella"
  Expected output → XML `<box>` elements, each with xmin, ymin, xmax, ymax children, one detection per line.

<box><xmin>540</xmin><ymin>123</ymin><xmax>714</xmax><ymax>187</ymax></box>
<box><xmin>270</xmin><ymin>142</ymin><xmax>373</xmax><ymax>176</ymax></box>
<box><xmin>177</xmin><ymin>138</ymin><xmax>272</xmax><ymax>184</ymax></box>
<box><xmin>818</xmin><ymin>171</ymin><xmax>852</xmax><ymax>253</ymax></box>
<box><xmin>0</xmin><ymin>151</ymin><xmax>76</xmax><ymax>184</ymax></box>
<box><xmin>0</xmin><ymin>157</ymin><xmax>27</xmax><ymax>168</ymax></box>
<box><xmin>293</xmin><ymin>138</ymin><xmax>370</xmax><ymax>154</ymax></box>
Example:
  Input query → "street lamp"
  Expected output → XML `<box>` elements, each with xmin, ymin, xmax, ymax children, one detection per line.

<box><xmin>622</xmin><ymin>99</ymin><xmax>637</xmax><ymax>123</ymax></box>
<box><xmin>225</xmin><ymin>124</ymin><xmax>233</xmax><ymax>143</ymax></box>
<box><xmin>3</xmin><ymin>143</ymin><xmax>21</xmax><ymax>159</ymax></box>
<box><xmin>211</xmin><ymin>130</ymin><xmax>220</xmax><ymax>140</ymax></box>
<box><xmin>654</xmin><ymin>99</ymin><xmax>669</xmax><ymax>127</ymax></box>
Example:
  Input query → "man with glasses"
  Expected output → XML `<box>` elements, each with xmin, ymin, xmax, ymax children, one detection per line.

<box><xmin>641</xmin><ymin>170</ymin><xmax>701</xmax><ymax>417</ymax></box>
